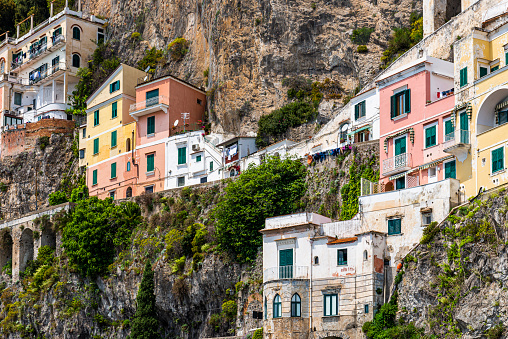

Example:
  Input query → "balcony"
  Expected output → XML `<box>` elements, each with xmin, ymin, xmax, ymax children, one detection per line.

<box><xmin>29</xmin><ymin>62</ymin><xmax>65</xmax><ymax>86</ymax></box>
<box><xmin>382</xmin><ymin>153</ymin><xmax>411</xmax><ymax>176</ymax></box>
<box><xmin>443</xmin><ymin>129</ymin><xmax>470</xmax><ymax>162</ymax></box>
<box><xmin>129</xmin><ymin>95</ymin><xmax>169</xmax><ymax>120</ymax></box>
<box><xmin>263</xmin><ymin>266</ymin><xmax>309</xmax><ymax>283</ymax></box>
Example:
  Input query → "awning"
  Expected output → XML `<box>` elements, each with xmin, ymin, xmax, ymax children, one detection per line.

<box><xmin>496</xmin><ymin>100</ymin><xmax>508</xmax><ymax>111</ymax></box>
<box><xmin>347</xmin><ymin>125</ymin><xmax>370</xmax><ymax>136</ymax></box>
<box><xmin>418</xmin><ymin>155</ymin><xmax>454</xmax><ymax>170</ymax></box>
<box><xmin>389</xmin><ymin>172</ymin><xmax>406</xmax><ymax>181</ymax></box>
<box><xmin>327</xmin><ymin>237</ymin><xmax>358</xmax><ymax>245</ymax></box>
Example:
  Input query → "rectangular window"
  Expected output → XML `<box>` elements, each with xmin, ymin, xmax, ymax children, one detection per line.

<box><xmin>92</xmin><ymin>169</ymin><xmax>98</xmax><ymax>185</ymax></box>
<box><xmin>94</xmin><ymin>110</ymin><xmax>99</xmax><ymax>126</ymax></box>
<box><xmin>178</xmin><ymin>147</ymin><xmax>187</xmax><ymax>165</ymax></box>
<box><xmin>111</xmin><ymin>162</ymin><xmax>117</xmax><ymax>179</ymax></box>
<box><xmin>111</xmin><ymin>131</ymin><xmax>117</xmax><ymax>148</ymax></box>
<box><xmin>324</xmin><ymin>294</ymin><xmax>338</xmax><ymax>316</ymax></box>
<box><xmin>93</xmin><ymin>138</ymin><xmax>99</xmax><ymax>155</ymax></box>
<box><xmin>147</xmin><ymin>153</ymin><xmax>155</xmax><ymax>172</ymax></box>
<box><xmin>422</xmin><ymin>213</ymin><xmax>432</xmax><ymax>225</ymax></box>
<box><xmin>460</xmin><ymin>67</ymin><xmax>468</xmax><ymax>87</ymax></box>
<box><xmin>14</xmin><ymin>92</ymin><xmax>22</xmax><ymax>106</ymax></box>
<box><xmin>196</xmin><ymin>155</ymin><xmax>202</xmax><ymax>162</ymax></box>
<box><xmin>200</xmin><ymin>176</ymin><xmax>207</xmax><ymax>183</ymax></box>
<box><xmin>395</xmin><ymin>177</ymin><xmax>405</xmax><ymax>190</ymax></box>
<box><xmin>394</xmin><ymin>136</ymin><xmax>406</xmax><ymax>156</ymax></box>
<box><xmin>178</xmin><ymin>176</ymin><xmax>185</xmax><ymax>187</ymax></box>
<box><xmin>79</xmin><ymin>149</ymin><xmax>85</xmax><ymax>159</ymax></box>
<box><xmin>109</xmin><ymin>191</ymin><xmax>115</xmax><ymax>199</ymax></box>
<box><xmin>337</xmin><ymin>249</ymin><xmax>347</xmax><ymax>266</ymax></box>
<box><xmin>146</xmin><ymin>89</ymin><xmax>159</xmax><ymax>106</ymax></box>
<box><xmin>491</xmin><ymin>65</ymin><xmax>499</xmax><ymax>72</ymax></box>
<box><xmin>444</xmin><ymin>118</ymin><xmax>453</xmax><ymax>139</ymax></box>
<box><xmin>388</xmin><ymin>218</ymin><xmax>402</xmax><ymax>235</ymax></box>
<box><xmin>445</xmin><ymin>160</ymin><xmax>456</xmax><ymax>179</ymax></box>
<box><xmin>145</xmin><ymin>185</ymin><xmax>154</xmax><ymax>193</ymax></box>
<box><xmin>492</xmin><ymin>147</ymin><xmax>504</xmax><ymax>173</ymax></box>
<box><xmin>354</xmin><ymin>100</ymin><xmax>366</xmax><ymax>120</ymax></box>
<box><xmin>210</xmin><ymin>161</ymin><xmax>213</xmax><ymax>171</ymax></box>
<box><xmin>112</xmin><ymin>101</ymin><xmax>117</xmax><ymax>118</ymax></box>
<box><xmin>425</xmin><ymin>124</ymin><xmax>437</xmax><ymax>148</ymax></box>
<box><xmin>480</xmin><ymin>66</ymin><xmax>488</xmax><ymax>78</ymax></box>
<box><xmin>364</xmin><ymin>304</ymin><xmax>369</xmax><ymax>314</ymax></box>
<box><xmin>279</xmin><ymin>248</ymin><xmax>293</xmax><ymax>279</ymax></box>
<box><xmin>147</xmin><ymin>116</ymin><xmax>155</xmax><ymax>135</ymax></box>
<box><xmin>499</xmin><ymin>110</ymin><xmax>508</xmax><ymax>125</ymax></box>
<box><xmin>109</xmin><ymin>80</ymin><xmax>120</xmax><ymax>93</ymax></box>
<box><xmin>82</xmin><ymin>127</ymin><xmax>86</xmax><ymax>139</ymax></box>
<box><xmin>390</xmin><ymin>89</ymin><xmax>410</xmax><ymax>118</ymax></box>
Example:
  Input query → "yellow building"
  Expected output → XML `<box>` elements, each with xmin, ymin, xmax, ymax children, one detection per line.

<box><xmin>84</xmin><ymin>64</ymin><xmax>145</xmax><ymax>199</ymax></box>
<box><xmin>450</xmin><ymin>21</ymin><xmax>508</xmax><ymax>198</ymax></box>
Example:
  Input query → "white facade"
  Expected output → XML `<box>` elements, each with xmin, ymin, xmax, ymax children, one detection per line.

<box><xmin>241</xmin><ymin>139</ymin><xmax>298</xmax><ymax>169</ymax></box>
<box><xmin>218</xmin><ymin>136</ymin><xmax>258</xmax><ymax>179</ymax></box>
<box><xmin>164</xmin><ymin>131</ymin><xmax>223</xmax><ymax>189</ymax></box>
<box><xmin>349</xmin><ymin>87</ymin><xmax>380</xmax><ymax>142</ymax></box>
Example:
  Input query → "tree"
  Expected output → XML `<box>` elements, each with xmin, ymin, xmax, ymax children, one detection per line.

<box><xmin>0</xmin><ymin>0</ymin><xmax>15</xmax><ymax>34</ymax></box>
<box><xmin>213</xmin><ymin>156</ymin><xmax>307</xmax><ymax>262</ymax></box>
<box><xmin>61</xmin><ymin>197</ymin><xmax>141</xmax><ymax>277</ymax></box>
<box><xmin>130</xmin><ymin>261</ymin><xmax>159</xmax><ymax>339</ymax></box>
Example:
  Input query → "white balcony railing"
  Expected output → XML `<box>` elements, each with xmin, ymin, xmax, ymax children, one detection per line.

<box><xmin>263</xmin><ymin>265</ymin><xmax>309</xmax><ymax>282</ymax></box>
<box><xmin>29</xmin><ymin>62</ymin><xmax>65</xmax><ymax>85</ymax></box>
<box><xmin>29</xmin><ymin>44</ymin><xmax>47</xmax><ymax>60</ymax></box>
<box><xmin>383</xmin><ymin>153</ymin><xmax>411</xmax><ymax>174</ymax></box>
<box><xmin>129</xmin><ymin>95</ymin><xmax>169</xmax><ymax>112</ymax></box>
<box><xmin>444</xmin><ymin>129</ymin><xmax>470</xmax><ymax>148</ymax></box>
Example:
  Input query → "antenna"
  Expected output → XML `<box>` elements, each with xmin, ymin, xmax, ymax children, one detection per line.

<box><xmin>181</xmin><ymin>112</ymin><xmax>190</xmax><ymax>132</ymax></box>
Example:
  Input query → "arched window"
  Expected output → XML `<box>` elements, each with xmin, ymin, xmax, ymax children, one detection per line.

<box><xmin>126</xmin><ymin>138</ymin><xmax>131</xmax><ymax>152</ymax></box>
<box><xmin>127</xmin><ymin>161</ymin><xmax>131</xmax><ymax>172</ymax></box>
<box><xmin>314</xmin><ymin>256</ymin><xmax>319</xmax><ymax>265</ymax></box>
<box><xmin>72</xmin><ymin>26</ymin><xmax>81</xmax><ymax>40</ymax></box>
<box><xmin>291</xmin><ymin>294</ymin><xmax>301</xmax><ymax>317</ymax></box>
<box><xmin>273</xmin><ymin>294</ymin><xmax>281</xmax><ymax>318</ymax></box>
<box><xmin>364</xmin><ymin>250</ymin><xmax>368</xmax><ymax>261</ymax></box>
<box><xmin>0</xmin><ymin>59</ymin><xmax>4</xmax><ymax>74</ymax></box>
<box><xmin>72</xmin><ymin>54</ymin><xmax>80</xmax><ymax>68</ymax></box>
<box><xmin>264</xmin><ymin>297</ymin><xmax>267</xmax><ymax>320</ymax></box>
<box><xmin>126</xmin><ymin>187</ymin><xmax>132</xmax><ymax>198</ymax></box>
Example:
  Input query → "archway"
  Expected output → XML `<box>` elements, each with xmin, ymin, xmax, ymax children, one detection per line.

<box><xmin>40</xmin><ymin>224</ymin><xmax>56</xmax><ymax>249</ymax></box>
<box><xmin>385</xmin><ymin>181</ymin><xmax>394</xmax><ymax>192</ymax></box>
<box><xmin>0</xmin><ymin>231</ymin><xmax>13</xmax><ymax>272</ymax></box>
<box><xmin>19</xmin><ymin>229</ymin><xmax>34</xmax><ymax>273</ymax></box>
<box><xmin>126</xmin><ymin>187</ymin><xmax>133</xmax><ymax>198</ymax></box>
<box><xmin>476</xmin><ymin>87</ymin><xmax>508</xmax><ymax>134</ymax></box>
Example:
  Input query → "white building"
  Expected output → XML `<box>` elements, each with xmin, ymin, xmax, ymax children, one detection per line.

<box><xmin>164</xmin><ymin>131</ymin><xmax>223</xmax><ymax>189</ymax></box>
<box><xmin>217</xmin><ymin>136</ymin><xmax>258</xmax><ymax>178</ymax></box>
<box><xmin>348</xmin><ymin>87</ymin><xmax>380</xmax><ymax>143</ymax></box>
<box><xmin>262</xmin><ymin>178</ymin><xmax>460</xmax><ymax>339</ymax></box>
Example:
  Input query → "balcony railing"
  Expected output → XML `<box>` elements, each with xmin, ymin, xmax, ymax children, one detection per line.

<box><xmin>129</xmin><ymin>95</ymin><xmax>169</xmax><ymax>112</ymax></box>
<box><xmin>383</xmin><ymin>153</ymin><xmax>411</xmax><ymax>175</ymax></box>
<box><xmin>29</xmin><ymin>62</ymin><xmax>65</xmax><ymax>85</ymax></box>
<box><xmin>29</xmin><ymin>44</ymin><xmax>47</xmax><ymax>60</ymax></box>
<box><xmin>263</xmin><ymin>265</ymin><xmax>309</xmax><ymax>282</ymax></box>
<box><xmin>444</xmin><ymin>129</ymin><xmax>470</xmax><ymax>146</ymax></box>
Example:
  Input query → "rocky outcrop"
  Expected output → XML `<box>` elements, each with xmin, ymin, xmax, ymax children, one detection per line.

<box><xmin>397</xmin><ymin>189</ymin><xmax>508</xmax><ymax>338</ymax></box>
<box><xmin>83</xmin><ymin>0</ymin><xmax>421</xmax><ymax>135</ymax></box>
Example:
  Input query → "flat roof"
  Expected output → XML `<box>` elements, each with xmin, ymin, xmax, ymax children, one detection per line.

<box><xmin>216</xmin><ymin>136</ymin><xmax>256</xmax><ymax>147</ymax></box>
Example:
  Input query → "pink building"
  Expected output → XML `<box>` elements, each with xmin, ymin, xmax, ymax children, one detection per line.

<box><xmin>377</xmin><ymin>57</ymin><xmax>456</xmax><ymax>191</ymax></box>
<box><xmin>129</xmin><ymin>74</ymin><xmax>206</xmax><ymax>195</ymax></box>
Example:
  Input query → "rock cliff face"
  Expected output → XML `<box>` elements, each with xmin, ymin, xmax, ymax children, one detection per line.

<box><xmin>83</xmin><ymin>0</ymin><xmax>421</xmax><ymax>135</ymax></box>
<box><xmin>397</xmin><ymin>189</ymin><xmax>508</xmax><ymax>338</ymax></box>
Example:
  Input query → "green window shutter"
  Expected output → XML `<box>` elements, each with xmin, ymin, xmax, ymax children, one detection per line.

<box><xmin>395</xmin><ymin>136</ymin><xmax>406</xmax><ymax>156</ymax></box>
<box><xmin>279</xmin><ymin>249</ymin><xmax>293</xmax><ymax>266</ymax></box>
<box><xmin>178</xmin><ymin>147</ymin><xmax>186</xmax><ymax>165</ymax></box>
<box><xmin>92</xmin><ymin>169</ymin><xmax>97</xmax><ymax>185</ymax></box>
<box><xmin>480</xmin><ymin>67</ymin><xmax>488</xmax><ymax>78</ymax></box>
<box><xmin>147</xmin><ymin>116</ymin><xmax>155</xmax><ymax>135</ymax></box>
<box><xmin>147</xmin><ymin>154</ymin><xmax>155</xmax><ymax>172</ymax></box>
<box><xmin>111</xmin><ymin>162</ymin><xmax>116</xmax><ymax>178</ymax></box>
<box><xmin>445</xmin><ymin>160</ymin><xmax>456</xmax><ymax>179</ymax></box>
<box><xmin>210</xmin><ymin>161</ymin><xmax>213</xmax><ymax>171</ymax></box>
<box><xmin>492</xmin><ymin>148</ymin><xmax>504</xmax><ymax>173</ymax></box>
<box><xmin>109</xmin><ymin>83</ymin><xmax>113</xmax><ymax>93</ymax></box>
<box><xmin>111</xmin><ymin>131</ymin><xmax>117</xmax><ymax>147</ymax></box>
<box><xmin>506</xmin><ymin>53</ymin><xmax>508</xmax><ymax>67</ymax></box>
<box><xmin>445</xmin><ymin>119</ymin><xmax>453</xmax><ymax>136</ymax></box>
<box><xmin>491</xmin><ymin>65</ymin><xmax>499</xmax><ymax>72</ymax></box>
<box><xmin>460</xmin><ymin>67</ymin><xmax>468</xmax><ymax>87</ymax></box>
<box><xmin>425</xmin><ymin>125</ymin><xmax>436</xmax><ymax>148</ymax></box>
<box><xmin>112</xmin><ymin>102</ymin><xmax>117</xmax><ymax>118</ymax></box>
<box><xmin>361</xmin><ymin>100</ymin><xmax>366</xmax><ymax>117</ymax></box>
<box><xmin>390</xmin><ymin>95</ymin><xmax>396</xmax><ymax>118</ymax></box>
<box><xmin>93</xmin><ymin>138</ymin><xmax>99</xmax><ymax>154</ymax></box>
<box><xmin>388</xmin><ymin>219</ymin><xmax>401</xmax><ymax>235</ymax></box>
<box><xmin>196</xmin><ymin>155</ymin><xmax>201</xmax><ymax>162</ymax></box>
<box><xmin>146</xmin><ymin>89</ymin><xmax>159</xmax><ymax>106</ymax></box>
<box><xmin>94</xmin><ymin>110</ymin><xmax>99</xmax><ymax>126</ymax></box>
<box><xmin>354</xmin><ymin>104</ymin><xmax>359</xmax><ymax>120</ymax></box>
<box><xmin>404</xmin><ymin>89</ymin><xmax>411</xmax><ymax>113</ymax></box>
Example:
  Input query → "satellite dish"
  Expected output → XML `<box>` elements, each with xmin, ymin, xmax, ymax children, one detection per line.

<box><xmin>174</xmin><ymin>119</ymin><xmax>179</xmax><ymax>127</ymax></box>
<box><xmin>144</xmin><ymin>66</ymin><xmax>151</xmax><ymax>73</ymax></box>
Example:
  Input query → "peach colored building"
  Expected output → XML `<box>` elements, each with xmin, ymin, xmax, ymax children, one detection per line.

<box><xmin>377</xmin><ymin>57</ymin><xmax>456</xmax><ymax>191</ymax></box>
<box><xmin>129</xmin><ymin>74</ymin><xmax>206</xmax><ymax>195</ymax></box>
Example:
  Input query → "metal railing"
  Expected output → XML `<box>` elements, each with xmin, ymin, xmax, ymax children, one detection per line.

<box><xmin>129</xmin><ymin>95</ymin><xmax>169</xmax><ymax>112</ymax></box>
<box><xmin>29</xmin><ymin>44</ymin><xmax>47</xmax><ymax>60</ymax></box>
<box><xmin>382</xmin><ymin>153</ymin><xmax>411</xmax><ymax>174</ymax></box>
<box><xmin>263</xmin><ymin>265</ymin><xmax>309</xmax><ymax>282</ymax></box>
<box><xmin>444</xmin><ymin>129</ymin><xmax>470</xmax><ymax>148</ymax></box>
<box><xmin>29</xmin><ymin>62</ymin><xmax>65</xmax><ymax>85</ymax></box>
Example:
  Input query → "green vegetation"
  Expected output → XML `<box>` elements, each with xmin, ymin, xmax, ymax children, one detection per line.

<box><xmin>168</xmin><ymin>37</ymin><xmax>189</xmax><ymax>61</ymax></box>
<box><xmin>357</xmin><ymin>45</ymin><xmax>368</xmax><ymax>53</ymax></box>
<box><xmin>130</xmin><ymin>261</ymin><xmax>159</xmax><ymax>339</ymax></box>
<box><xmin>49</xmin><ymin>191</ymin><xmax>67</xmax><ymax>206</ymax></box>
<box><xmin>61</xmin><ymin>197</ymin><xmax>141</xmax><ymax>277</ymax></box>
<box><xmin>381</xmin><ymin>12</ymin><xmax>423</xmax><ymax>68</ymax></box>
<box><xmin>131</xmin><ymin>32</ymin><xmax>141</xmax><ymax>40</ymax></box>
<box><xmin>252</xmin><ymin>328</ymin><xmax>263</xmax><ymax>339</ymax></box>
<box><xmin>137</xmin><ymin>47</ymin><xmax>164</xmax><ymax>74</ymax></box>
<box><xmin>213</xmin><ymin>156</ymin><xmax>307</xmax><ymax>262</ymax></box>
<box><xmin>351</xmin><ymin>27</ymin><xmax>374</xmax><ymax>44</ymax></box>
<box><xmin>67</xmin><ymin>43</ymin><xmax>120</xmax><ymax>115</ymax></box>
<box><xmin>486</xmin><ymin>323</ymin><xmax>505</xmax><ymax>339</ymax></box>
<box><xmin>38</xmin><ymin>136</ymin><xmax>50</xmax><ymax>151</ymax></box>
<box><xmin>340</xmin><ymin>153</ymin><xmax>379</xmax><ymax>220</ymax></box>
<box><xmin>49</xmin><ymin>183</ymin><xmax>89</xmax><ymax>205</ymax></box>
<box><xmin>420</xmin><ymin>221</ymin><xmax>439</xmax><ymax>244</ymax></box>
<box><xmin>0</xmin><ymin>0</ymin><xmax>15</xmax><ymax>34</ymax></box>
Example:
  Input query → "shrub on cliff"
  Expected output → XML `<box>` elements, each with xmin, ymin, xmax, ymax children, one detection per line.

<box><xmin>213</xmin><ymin>156</ymin><xmax>306</xmax><ymax>262</ymax></box>
<box><xmin>130</xmin><ymin>261</ymin><xmax>159</xmax><ymax>339</ymax></box>
<box><xmin>350</xmin><ymin>27</ymin><xmax>374</xmax><ymax>44</ymax></box>
<box><xmin>137</xmin><ymin>47</ymin><xmax>165</xmax><ymax>74</ymax></box>
<box><xmin>381</xmin><ymin>12</ymin><xmax>423</xmax><ymax>68</ymax></box>
<box><xmin>49</xmin><ymin>191</ymin><xmax>68</xmax><ymax>206</ymax></box>
<box><xmin>168</xmin><ymin>37</ymin><xmax>189</xmax><ymax>61</ymax></box>
<box><xmin>61</xmin><ymin>197</ymin><xmax>141</xmax><ymax>277</ymax></box>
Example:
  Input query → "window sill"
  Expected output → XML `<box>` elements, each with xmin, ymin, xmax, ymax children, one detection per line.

<box><xmin>322</xmin><ymin>315</ymin><xmax>339</xmax><ymax>318</ymax></box>
<box><xmin>424</xmin><ymin>144</ymin><xmax>438</xmax><ymax>150</ymax></box>
<box><xmin>388</xmin><ymin>233</ymin><xmax>404</xmax><ymax>237</ymax></box>
<box><xmin>490</xmin><ymin>168</ymin><xmax>506</xmax><ymax>177</ymax></box>
<box><xmin>337</xmin><ymin>264</ymin><xmax>348</xmax><ymax>267</ymax></box>
<box><xmin>391</xmin><ymin>113</ymin><xmax>408</xmax><ymax>121</ymax></box>
<box><xmin>355</xmin><ymin>116</ymin><xmax>366</xmax><ymax>122</ymax></box>
<box><xmin>146</xmin><ymin>171</ymin><xmax>155</xmax><ymax>176</ymax></box>
<box><xmin>92</xmin><ymin>183</ymin><xmax>98</xmax><ymax>186</ymax></box>
<box><xmin>93</xmin><ymin>153</ymin><xmax>99</xmax><ymax>156</ymax></box>
<box><xmin>110</xmin><ymin>176</ymin><xmax>117</xmax><ymax>180</ymax></box>
<box><xmin>111</xmin><ymin>146</ymin><xmax>117</xmax><ymax>149</ymax></box>
<box><xmin>147</xmin><ymin>133</ymin><xmax>155</xmax><ymax>138</ymax></box>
